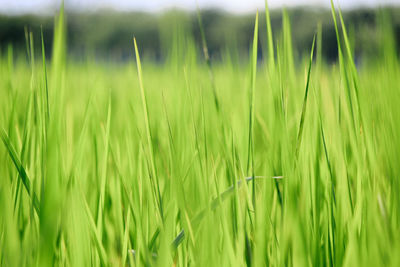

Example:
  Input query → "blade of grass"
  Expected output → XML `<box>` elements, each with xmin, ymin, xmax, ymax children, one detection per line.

<box><xmin>133</xmin><ymin>37</ymin><xmax>163</xmax><ymax>221</ymax></box>
<box><xmin>295</xmin><ymin>35</ymin><xmax>316</xmax><ymax>160</ymax></box>
<box><xmin>1</xmin><ymin>128</ymin><xmax>40</xmax><ymax>214</ymax></box>
<box><xmin>246</xmin><ymin>11</ymin><xmax>259</xmax><ymax>178</ymax></box>
<box><xmin>81</xmin><ymin>188</ymin><xmax>109</xmax><ymax>266</ymax></box>
<box><xmin>40</xmin><ymin>27</ymin><xmax>50</xmax><ymax>123</ymax></box>
<box><xmin>171</xmin><ymin>175</ymin><xmax>281</xmax><ymax>249</ymax></box>
<box><xmin>265</xmin><ymin>0</ymin><xmax>275</xmax><ymax>69</ymax></box>
<box><xmin>196</xmin><ymin>3</ymin><xmax>220</xmax><ymax>111</ymax></box>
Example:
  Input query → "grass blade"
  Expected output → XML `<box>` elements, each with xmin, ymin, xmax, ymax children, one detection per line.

<box><xmin>295</xmin><ymin>35</ymin><xmax>316</xmax><ymax>159</ymax></box>
<box><xmin>133</xmin><ymin>37</ymin><xmax>163</xmax><ymax>221</ymax></box>
<box><xmin>1</xmin><ymin>128</ymin><xmax>40</xmax><ymax>214</ymax></box>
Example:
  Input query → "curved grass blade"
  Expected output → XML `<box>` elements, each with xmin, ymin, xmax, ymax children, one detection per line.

<box><xmin>295</xmin><ymin>35</ymin><xmax>316</xmax><ymax>160</ymax></box>
<box><xmin>81</xmin><ymin>189</ymin><xmax>109</xmax><ymax>266</ymax></box>
<box><xmin>171</xmin><ymin>175</ymin><xmax>282</xmax><ymax>249</ymax></box>
<box><xmin>1</xmin><ymin>128</ymin><xmax>40</xmax><ymax>214</ymax></box>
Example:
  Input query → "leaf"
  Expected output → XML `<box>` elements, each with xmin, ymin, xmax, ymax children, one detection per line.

<box><xmin>1</xmin><ymin>128</ymin><xmax>40</xmax><ymax>214</ymax></box>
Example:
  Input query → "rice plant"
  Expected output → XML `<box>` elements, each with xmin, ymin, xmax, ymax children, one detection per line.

<box><xmin>0</xmin><ymin>1</ymin><xmax>399</xmax><ymax>266</ymax></box>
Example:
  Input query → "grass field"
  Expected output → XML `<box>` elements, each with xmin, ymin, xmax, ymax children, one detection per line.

<box><xmin>1</xmin><ymin>2</ymin><xmax>400</xmax><ymax>266</ymax></box>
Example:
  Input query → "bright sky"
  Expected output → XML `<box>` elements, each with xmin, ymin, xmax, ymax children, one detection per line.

<box><xmin>0</xmin><ymin>0</ymin><xmax>399</xmax><ymax>15</ymax></box>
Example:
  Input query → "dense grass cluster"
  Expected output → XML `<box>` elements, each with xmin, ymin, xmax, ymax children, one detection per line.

<box><xmin>1</xmin><ymin>2</ymin><xmax>400</xmax><ymax>266</ymax></box>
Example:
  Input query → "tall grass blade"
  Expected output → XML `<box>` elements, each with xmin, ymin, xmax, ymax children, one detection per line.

<box><xmin>1</xmin><ymin>129</ymin><xmax>40</xmax><ymax>214</ymax></box>
<box><xmin>295</xmin><ymin>35</ymin><xmax>316</xmax><ymax>159</ymax></box>
<box><xmin>133</xmin><ymin>37</ymin><xmax>163</xmax><ymax>220</ymax></box>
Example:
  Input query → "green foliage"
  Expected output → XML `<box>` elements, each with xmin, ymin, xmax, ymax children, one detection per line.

<box><xmin>1</xmin><ymin>3</ymin><xmax>400</xmax><ymax>267</ymax></box>
<box><xmin>1</xmin><ymin>7</ymin><xmax>399</xmax><ymax>61</ymax></box>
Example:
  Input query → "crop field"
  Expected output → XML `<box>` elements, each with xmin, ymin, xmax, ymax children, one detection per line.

<box><xmin>0</xmin><ymin>2</ymin><xmax>400</xmax><ymax>266</ymax></box>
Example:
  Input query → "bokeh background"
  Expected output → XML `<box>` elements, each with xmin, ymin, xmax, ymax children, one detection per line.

<box><xmin>0</xmin><ymin>0</ymin><xmax>399</xmax><ymax>62</ymax></box>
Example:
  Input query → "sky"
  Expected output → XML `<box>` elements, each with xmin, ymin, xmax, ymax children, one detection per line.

<box><xmin>0</xmin><ymin>0</ymin><xmax>399</xmax><ymax>15</ymax></box>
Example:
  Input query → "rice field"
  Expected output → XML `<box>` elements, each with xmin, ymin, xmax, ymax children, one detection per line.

<box><xmin>1</xmin><ymin>2</ymin><xmax>400</xmax><ymax>266</ymax></box>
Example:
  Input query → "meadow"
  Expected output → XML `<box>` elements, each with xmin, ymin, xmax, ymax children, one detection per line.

<box><xmin>0</xmin><ymin>2</ymin><xmax>400</xmax><ymax>266</ymax></box>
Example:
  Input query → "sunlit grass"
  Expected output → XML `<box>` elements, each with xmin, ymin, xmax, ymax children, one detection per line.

<box><xmin>0</xmin><ymin>1</ymin><xmax>400</xmax><ymax>266</ymax></box>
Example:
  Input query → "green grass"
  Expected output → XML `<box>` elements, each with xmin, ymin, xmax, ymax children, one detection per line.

<box><xmin>1</xmin><ymin>2</ymin><xmax>400</xmax><ymax>266</ymax></box>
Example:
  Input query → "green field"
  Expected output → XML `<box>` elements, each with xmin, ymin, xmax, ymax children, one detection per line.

<box><xmin>1</xmin><ymin>2</ymin><xmax>400</xmax><ymax>266</ymax></box>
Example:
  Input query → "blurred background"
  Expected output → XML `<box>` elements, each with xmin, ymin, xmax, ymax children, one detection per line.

<box><xmin>0</xmin><ymin>0</ymin><xmax>399</xmax><ymax>62</ymax></box>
